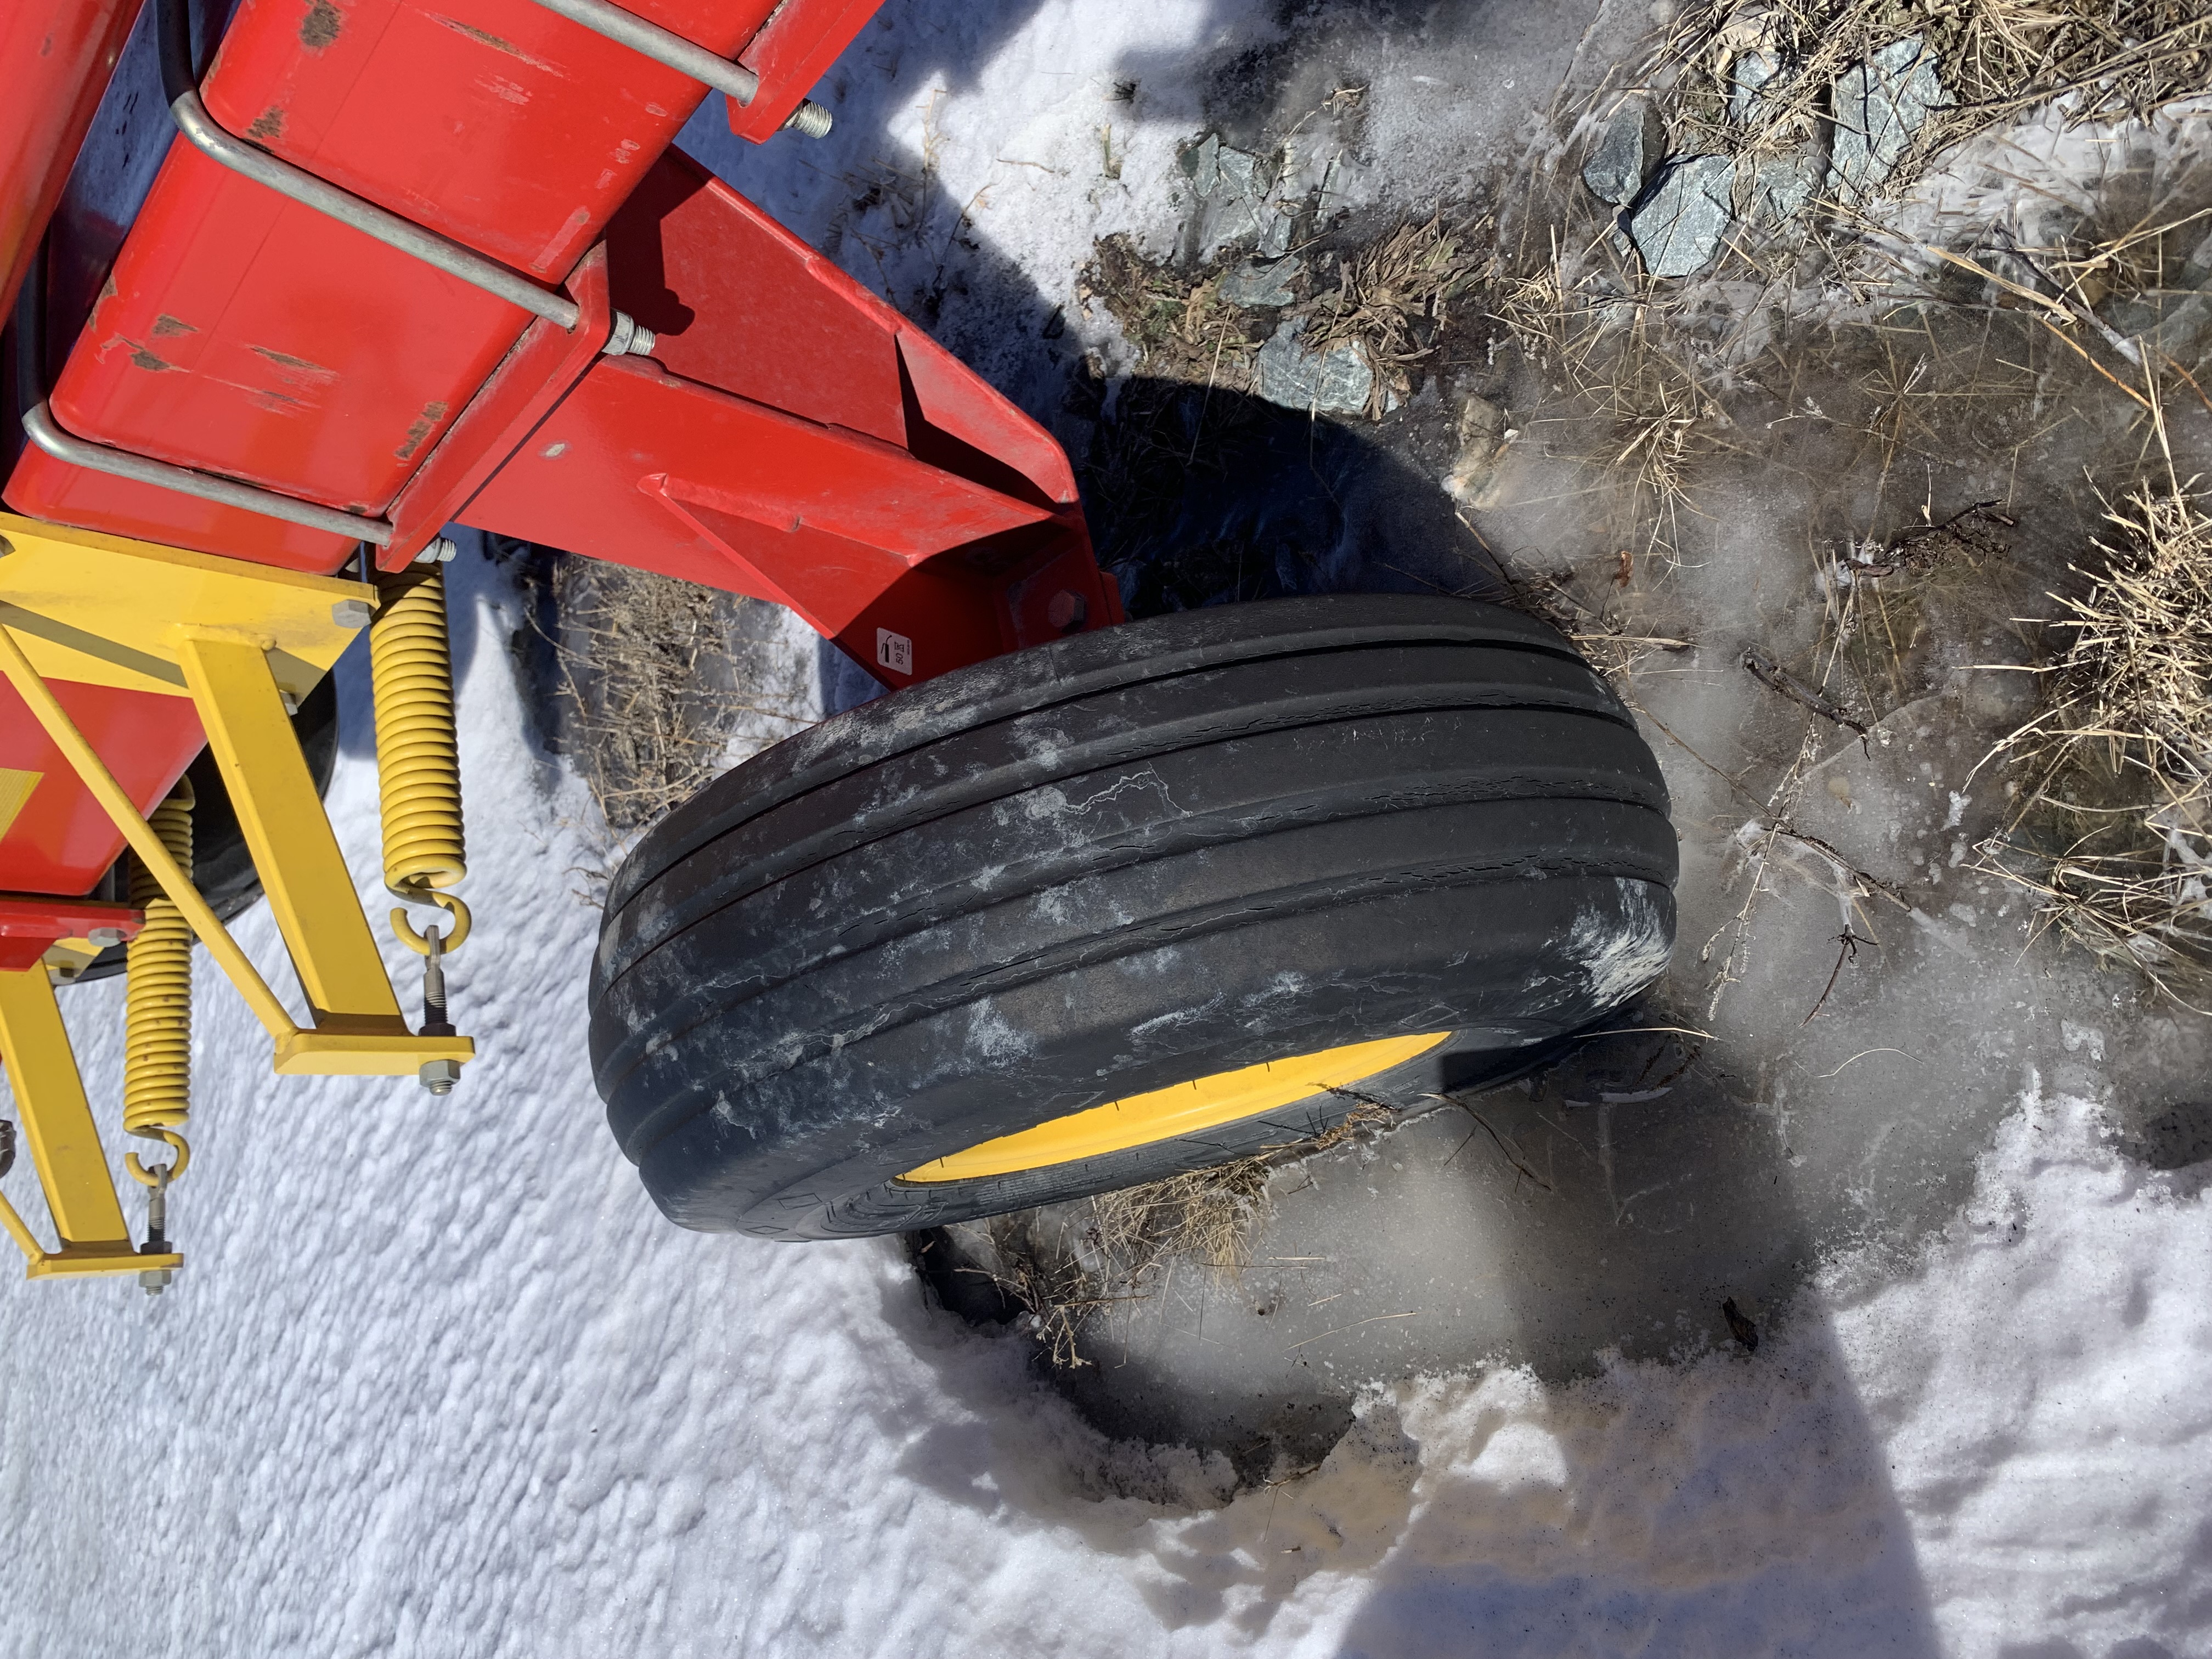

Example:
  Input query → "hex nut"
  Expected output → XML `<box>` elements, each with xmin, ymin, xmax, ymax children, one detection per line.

<box><xmin>86</xmin><ymin>927</ymin><xmax>126</xmax><ymax>949</ymax></box>
<box><xmin>1047</xmin><ymin>590</ymin><xmax>1089</xmax><ymax>633</ymax></box>
<box><xmin>419</xmin><ymin>1058</ymin><xmax>462</xmax><ymax>1095</ymax></box>
<box><xmin>332</xmin><ymin>599</ymin><xmax>374</xmax><ymax>629</ymax></box>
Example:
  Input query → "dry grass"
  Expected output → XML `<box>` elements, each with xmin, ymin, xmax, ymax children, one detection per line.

<box><xmin>1082</xmin><ymin>216</ymin><xmax>1485</xmax><ymax>420</ymax></box>
<box><xmin>1658</xmin><ymin>0</ymin><xmax>2212</xmax><ymax>175</ymax></box>
<box><xmin>1080</xmin><ymin>234</ymin><xmax>1263</xmax><ymax>388</ymax></box>
<box><xmin>1302</xmin><ymin>215</ymin><xmax>1485</xmax><ymax>415</ymax></box>
<box><xmin>1978</xmin><ymin>467</ymin><xmax>2212</xmax><ymax>1005</ymax></box>
<box><xmin>534</xmin><ymin>558</ymin><xmax>812</xmax><ymax>834</ymax></box>
<box><xmin>974</xmin><ymin>1103</ymin><xmax>1396</xmax><ymax>1368</ymax></box>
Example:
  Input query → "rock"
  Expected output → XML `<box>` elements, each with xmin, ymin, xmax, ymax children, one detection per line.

<box><xmin>1584</xmin><ymin>97</ymin><xmax>1666</xmax><ymax>207</ymax></box>
<box><xmin>1186</xmin><ymin>134</ymin><xmax>1266</xmax><ymax>205</ymax></box>
<box><xmin>1256</xmin><ymin>205</ymin><xmax>1295</xmax><ymax>258</ymax></box>
<box><xmin>1186</xmin><ymin>134</ymin><xmax>1221</xmax><ymax>198</ymax></box>
<box><xmin>1314</xmin><ymin>153</ymin><xmax>1364</xmax><ymax>221</ymax></box>
<box><xmin>1748</xmin><ymin>149</ymin><xmax>1821</xmax><ymax>225</ymax></box>
<box><xmin>1215</xmin><ymin>145</ymin><xmax>1261</xmax><ymax>202</ymax></box>
<box><xmin>1730</xmin><ymin>48</ymin><xmax>1781</xmax><ymax>122</ymax></box>
<box><xmin>1443</xmin><ymin>394</ymin><xmax>1516</xmax><ymax>507</ymax></box>
<box><xmin>1220</xmin><ymin>257</ymin><xmax>1301</xmax><ymax>308</ymax></box>
<box><xmin>1828</xmin><ymin>36</ymin><xmax>1948</xmax><ymax>207</ymax></box>
<box><xmin>1629</xmin><ymin>154</ymin><xmax>1736</xmax><ymax>278</ymax></box>
<box><xmin>1252</xmin><ymin>317</ymin><xmax>1374</xmax><ymax>416</ymax></box>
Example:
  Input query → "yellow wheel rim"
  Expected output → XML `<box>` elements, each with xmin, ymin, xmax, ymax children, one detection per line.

<box><xmin>898</xmin><ymin>1031</ymin><xmax>1451</xmax><ymax>1183</ymax></box>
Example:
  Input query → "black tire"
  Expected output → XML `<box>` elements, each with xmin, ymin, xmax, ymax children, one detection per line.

<box><xmin>591</xmin><ymin>595</ymin><xmax>1676</xmax><ymax>1239</ymax></box>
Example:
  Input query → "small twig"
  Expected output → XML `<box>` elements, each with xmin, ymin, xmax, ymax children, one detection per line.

<box><xmin>1814</xmin><ymin>1047</ymin><xmax>1921</xmax><ymax>1079</ymax></box>
<box><xmin>1283</xmin><ymin>1311</ymin><xmax>1424</xmax><ymax>1352</ymax></box>
<box><xmin>1802</xmin><ymin>928</ymin><xmax>1874</xmax><ymax>1025</ymax></box>
<box><xmin>1432</xmin><ymin>1094</ymin><xmax>1555</xmax><ymax>1191</ymax></box>
<box><xmin>1743</xmin><ymin>645</ymin><xmax>1871</xmax><ymax>742</ymax></box>
<box><xmin>2037</xmin><ymin>319</ymin><xmax>2154</xmax><ymax>411</ymax></box>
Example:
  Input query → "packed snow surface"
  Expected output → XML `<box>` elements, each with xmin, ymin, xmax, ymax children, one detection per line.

<box><xmin>2</xmin><ymin>561</ymin><xmax>2204</xmax><ymax>1658</ymax></box>
<box><xmin>3</xmin><ymin>1</ymin><xmax>2210</xmax><ymax>1654</ymax></box>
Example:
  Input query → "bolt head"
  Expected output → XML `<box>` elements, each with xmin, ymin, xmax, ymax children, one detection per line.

<box><xmin>332</xmin><ymin>598</ymin><xmax>373</xmax><ymax>629</ymax></box>
<box><xmin>419</xmin><ymin>1058</ymin><xmax>462</xmax><ymax>1095</ymax></box>
<box><xmin>86</xmin><ymin>927</ymin><xmax>125</xmax><ymax>949</ymax></box>
<box><xmin>1046</xmin><ymin>589</ymin><xmax>1089</xmax><ymax>633</ymax></box>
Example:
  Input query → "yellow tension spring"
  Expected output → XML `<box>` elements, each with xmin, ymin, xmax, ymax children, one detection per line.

<box><xmin>371</xmin><ymin>571</ymin><xmax>469</xmax><ymax>951</ymax></box>
<box><xmin>122</xmin><ymin>781</ymin><xmax>193</xmax><ymax>1141</ymax></box>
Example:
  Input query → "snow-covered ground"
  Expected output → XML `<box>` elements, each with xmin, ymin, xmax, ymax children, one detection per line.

<box><xmin>3</xmin><ymin>2</ymin><xmax>2210</xmax><ymax>1655</ymax></box>
<box><xmin>3</xmin><ymin>556</ymin><xmax>2203</xmax><ymax>1658</ymax></box>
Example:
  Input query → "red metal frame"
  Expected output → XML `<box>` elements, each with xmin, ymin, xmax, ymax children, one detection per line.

<box><xmin>0</xmin><ymin>0</ymin><xmax>1120</xmax><ymax>900</ymax></box>
<box><xmin>0</xmin><ymin>895</ymin><xmax>144</xmax><ymax>971</ymax></box>
<box><xmin>0</xmin><ymin>0</ymin><xmax>143</xmax><ymax>331</ymax></box>
<box><xmin>0</xmin><ymin>675</ymin><xmax>205</xmax><ymax>895</ymax></box>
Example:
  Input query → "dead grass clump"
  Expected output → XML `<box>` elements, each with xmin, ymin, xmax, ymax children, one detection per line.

<box><xmin>535</xmin><ymin>557</ymin><xmax>810</xmax><ymax>834</ymax></box>
<box><xmin>1482</xmin><ymin>224</ymin><xmax>1729</xmax><ymax>567</ymax></box>
<box><xmin>1302</xmin><ymin>215</ymin><xmax>1484</xmax><ymax>416</ymax></box>
<box><xmin>1080</xmin><ymin>234</ymin><xmax>1263</xmax><ymax>387</ymax></box>
<box><xmin>1979</xmin><ymin>478</ymin><xmax>2212</xmax><ymax>1003</ymax></box>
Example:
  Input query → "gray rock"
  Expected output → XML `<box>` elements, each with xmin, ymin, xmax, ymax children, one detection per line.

<box><xmin>1220</xmin><ymin>257</ymin><xmax>1301</xmax><ymax>308</ymax></box>
<box><xmin>1252</xmin><ymin>317</ymin><xmax>1374</xmax><ymax>416</ymax></box>
<box><xmin>1629</xmin><ymin>154</ymin><xmax>1736</xmax><ymax>278</ymax></box>
<box><xmin>1583</xmin><ymin>98</ymin><xmax>1666</xmax><ymax>207</ymax></box>
<box><xmin>1828</xmin><ymin>36</ymin><xmax>1948</xmax><ymax>207</ymax></box>
<box><xmin>1314</xmin><ymin>153</ymin><xmax>1362</xmax><ymax>221</ymax></box>
<box><xmin>1215</xmin><ymin>145</ymin><xmax>1261</xmax><ymax>203</ymax></box>
<box><xmin>1730</xmin><ymin>49</ymin><xmax>1781</xmax><ymax>122</ymax></box>
<box><xmin>1186</xmin><ymin>134</ymin><xmax>1221</xmax><ymax>198</ymax></box>
<box><xmin>1443</xmin><ymin>393</ymin><xmax>1514</xmax><ymax>506</ymax></box>
<box><xmin>1749</xmin><ymin>149</ymin><xmax>1821</xmax><ymax>225</ymax></box>
<box><xmin>1186</xmin><ymin>134</ymin><xmax>1266</xmax><ymax>205</ymax></box>
<box><xmin>1256</xmin><ymin>204</ymin><xmax>1296</xmax><ymax>257</ymax></box>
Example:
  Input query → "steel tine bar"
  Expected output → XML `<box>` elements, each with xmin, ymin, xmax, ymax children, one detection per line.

<box><xmin>21</xmin><ymin>404</ymin><xmax>399</xmax><ymax>546</ymax></box>
<box><xmin>156</xmin><ymin>0</ymin><xmax>595</xmax><ymax>330</ymax></box>
<box><xmin>526</xmin><ymin>0</ymin><xmax>834</xmax><ymax>136</ymax></box>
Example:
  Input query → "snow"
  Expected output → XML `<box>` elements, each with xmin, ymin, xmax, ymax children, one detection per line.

<box><xmin>3</xmin><ymin>1</ymin><xmax>2211</xmax><ymax>1654</ymax></box>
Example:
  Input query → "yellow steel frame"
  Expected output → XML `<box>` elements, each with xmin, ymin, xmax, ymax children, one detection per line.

<box><xmin>0</xmin><ymin>513</ymin><xmax>473</xmax><ymax>1278</ymax></box>
<box><xmin>0</xmin><ymin>968</ymin><xmax>182</xmax><ymax>1278</ymax></box>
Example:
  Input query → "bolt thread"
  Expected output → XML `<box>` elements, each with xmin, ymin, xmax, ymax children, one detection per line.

<box><xmin>784</xmin><ymin>100</ymin><xmax>833</xmax><ymax>139</ymax></box>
